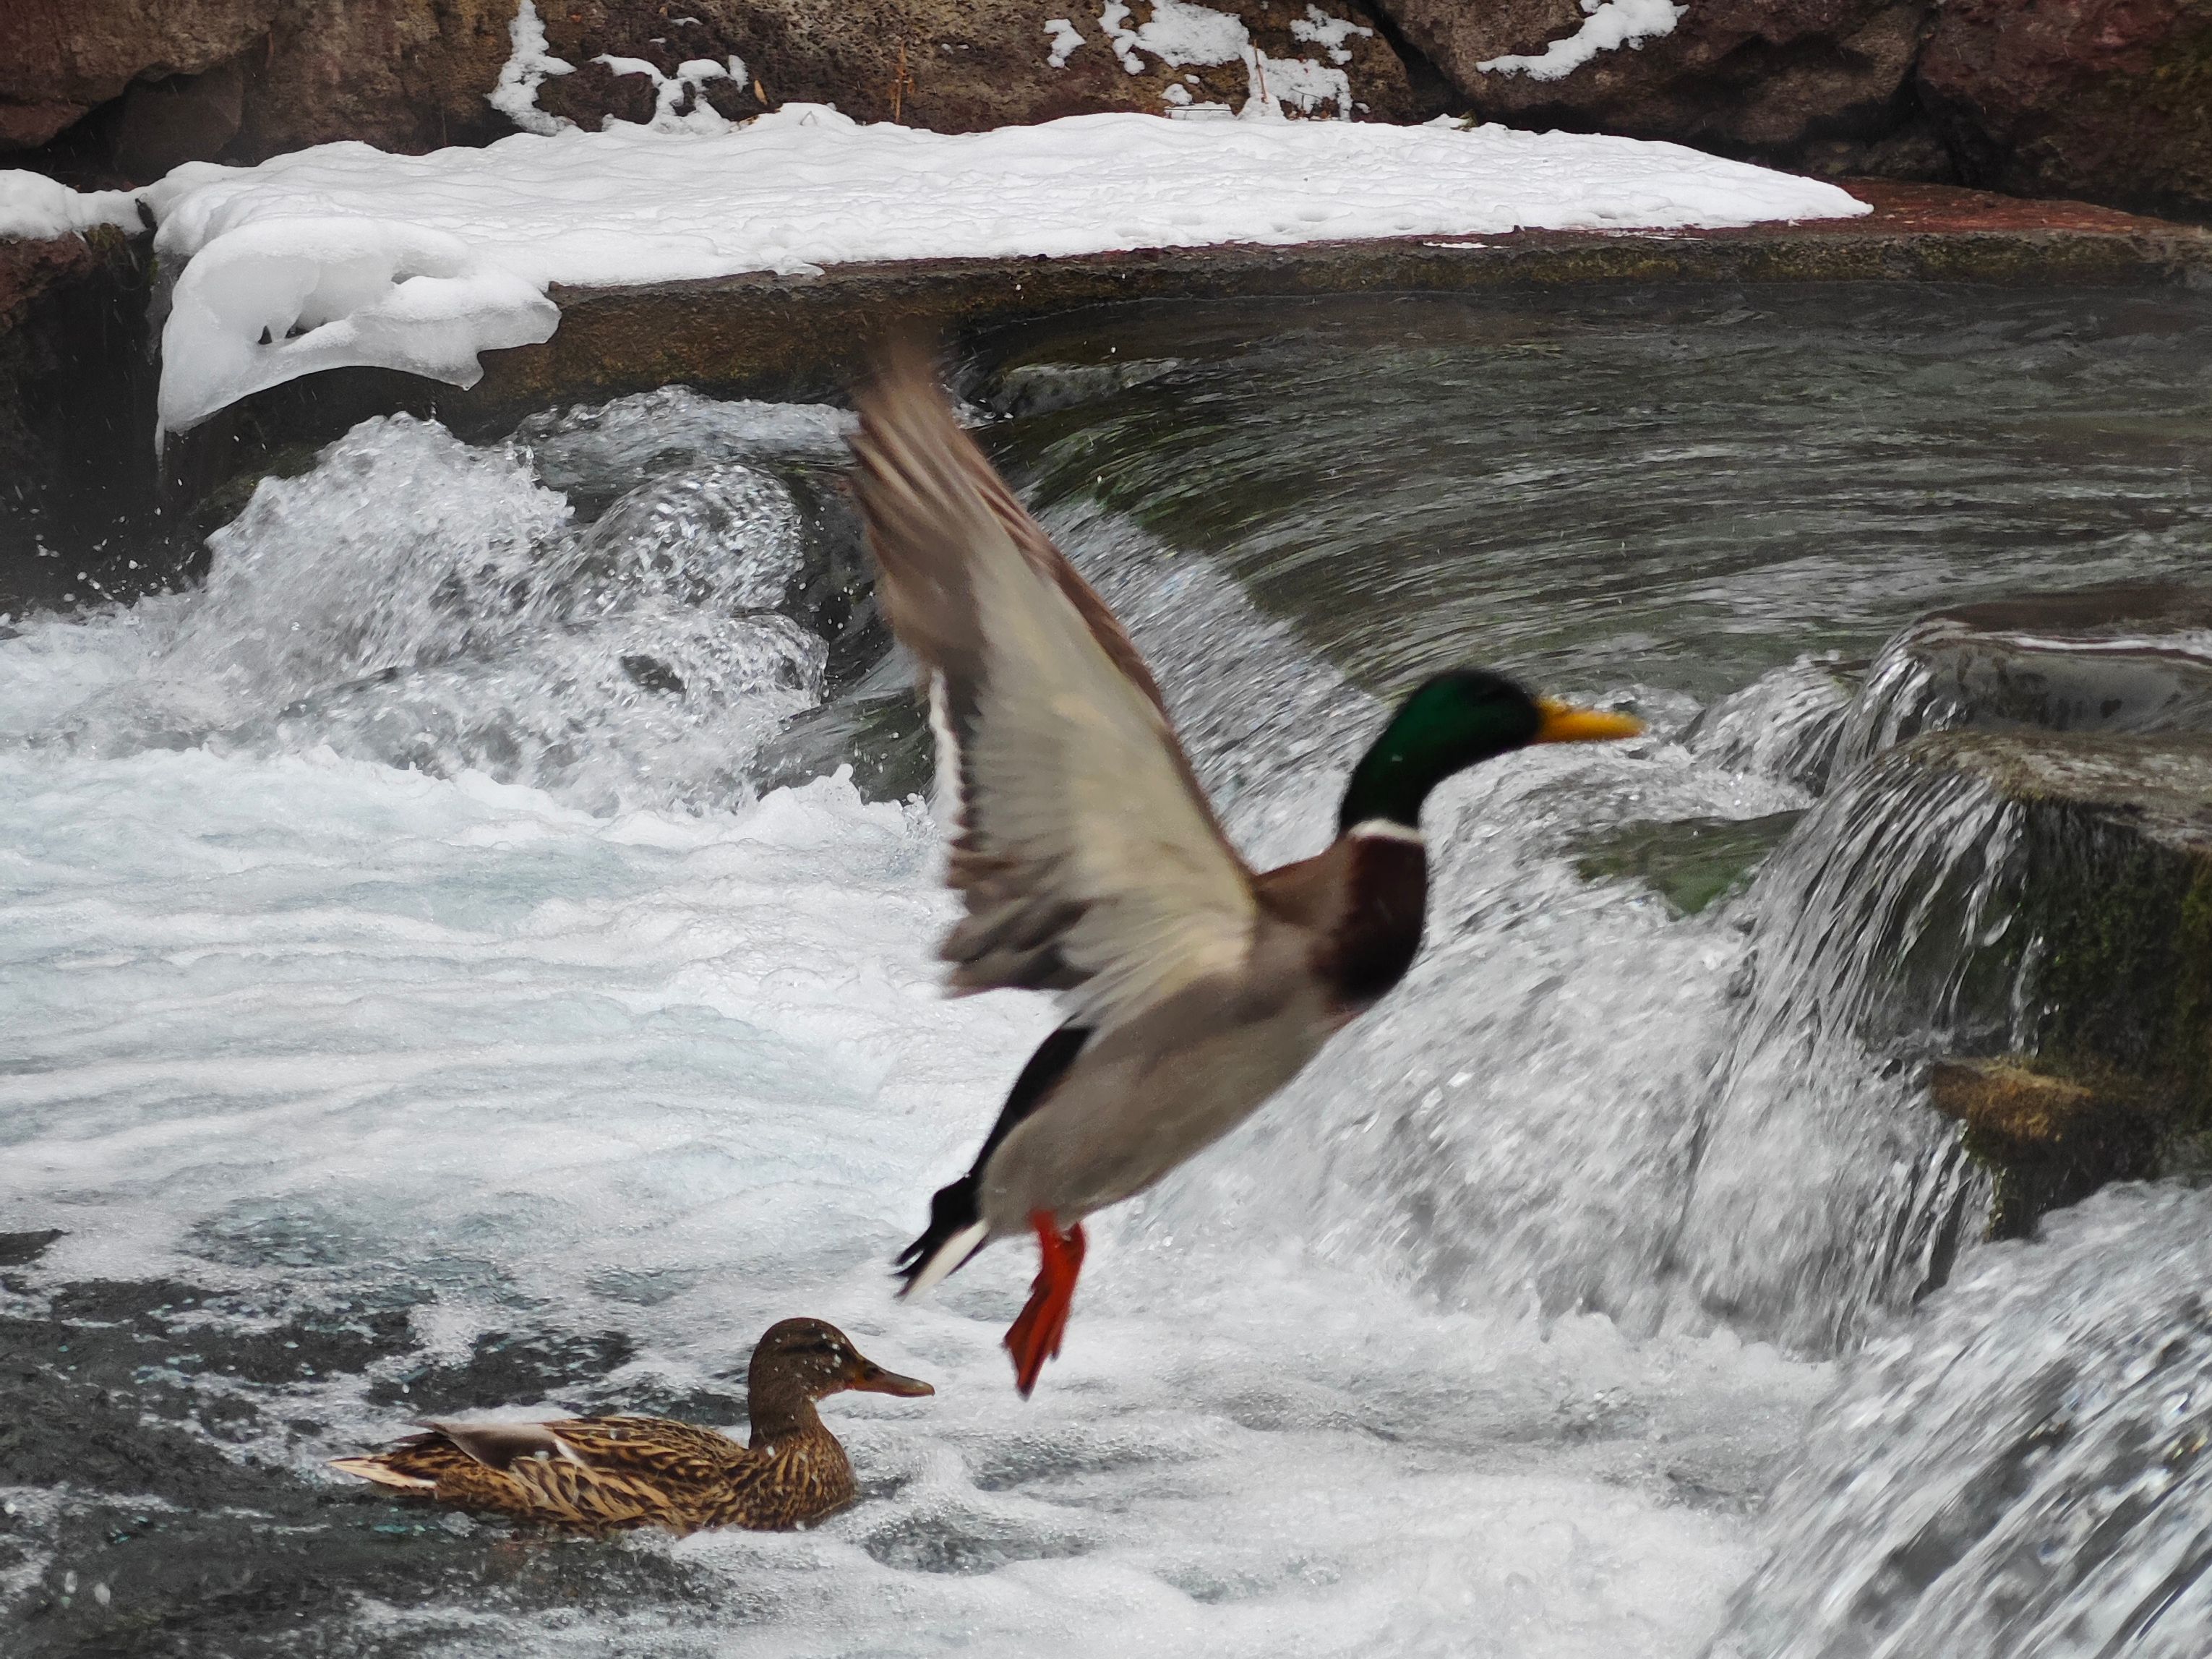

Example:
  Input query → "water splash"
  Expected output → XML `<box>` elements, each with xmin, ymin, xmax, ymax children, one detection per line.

<box><xmin>34</xmin><ymin>416</ymin><xmax>836</xmax><ymax>813</ymax></box>
<box><xmin>509</xmin><ymin>384</ymin><xmax>857</xmax><ymax>494</ymax></box>
<box><xmin>1715</xmin><ymin>1181</ymin><xmax>2212</xmax><ymax>1659</ymax></box>
<box><xmin>1685</xmin><ymin>656</ymin><xmax>1859</xmax><ymax>798</ymax></box>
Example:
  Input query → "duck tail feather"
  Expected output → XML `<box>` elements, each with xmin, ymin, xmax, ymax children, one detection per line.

<box><xmin>328</xmin><ymin>1455</ymin><xmax>437</xmax><ymax>1491</ymax></box>
<box><xmin>896</xmin><ymin>1173</ymin><xmax>990</xmax><ymax>1298</ymax></box>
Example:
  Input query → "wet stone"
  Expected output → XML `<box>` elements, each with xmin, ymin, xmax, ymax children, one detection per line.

<box><xmin>1927</xmin><ymin>1058</ymin><xmax>2164</xmax><ymax>1240</ymax></box>
<box><xmin>1872</xmin><ymin>729</ymin><xmax>2212</xmax><ymax>1233</ymax></box>
<box><xmin>750</xmin><ymin>688</ymin><xmax>933</xmax><ymax>804</ymax></box>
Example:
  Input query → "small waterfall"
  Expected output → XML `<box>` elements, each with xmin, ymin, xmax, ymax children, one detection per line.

<box><xmin>1672</xmin><ymin>742</ymin><xmax>2032</xmax><ymax>1350</ymax></box>
<box><xmin>1830</xmin><ymin>621</ymin><xmax>1961</xmax><ymax>777</ymax></box>
<box><xmin>1714</xmin><ymin>1183</ymin><xmax>2212</xmax><ymax>1659</ymax></box>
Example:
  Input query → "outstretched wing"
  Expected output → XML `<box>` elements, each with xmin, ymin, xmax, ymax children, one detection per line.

<box><xmin>849</xmin><ymin>345</ymin><xmax>1256</xmax><ymax>1034</ymax></box>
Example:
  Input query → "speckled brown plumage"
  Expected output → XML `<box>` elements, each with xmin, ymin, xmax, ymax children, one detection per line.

<box><xmin>330</xmin><ymin>1319</ymin><xmax>932</xmax><ymax>1535</ymax></box>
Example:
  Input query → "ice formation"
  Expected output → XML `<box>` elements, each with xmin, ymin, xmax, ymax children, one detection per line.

<box><xmin>0</xmin><ymin>170</ymin><xmax>142</xmax><ymax>241</ymax></box>
<box><xmin>1478</xmin><ymin>0</ymin><xmax>1687</xmax><ymax>82</ymax></box>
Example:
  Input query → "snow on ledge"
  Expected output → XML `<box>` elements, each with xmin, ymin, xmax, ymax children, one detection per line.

<box><xmin>5</xmin><ymin>106</ymin><xmax>1866</xmax><ymax>442</ymax></box>
<box><xmin>0</xmin><ymin>171</ymin><xmax>144</xmax><ymax>241</ymax></box>
<box><xmin>1477</xmin><ymin>0</ymin><xmax>1686</xmax><ymax>82</ymax></box>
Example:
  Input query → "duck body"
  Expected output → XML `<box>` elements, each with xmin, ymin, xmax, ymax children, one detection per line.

<box><xmin>851</xmin><ymin>346</ymin><xmax>1642</xmax><ymax>1394</ymax></box>
<box><xmin>330</xmin><ymin>1319</ymin><xmax>931</xmax><ymax>1535</ymax></box>
<box><xmin>330</xmin><ymin>1414</ymin><xmax>851</xmax><ymax>1535</ymax></box>
<box><xmin>977</xmin><ymin>832</ymin><xmax>1426</xmax><ymax>1233</ymax></box>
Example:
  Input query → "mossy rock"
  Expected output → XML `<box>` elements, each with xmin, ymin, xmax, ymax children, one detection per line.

<box><xmin>1927</xmin><ymin>1057</ymin><xmax>2162</xmax><ymax>1239</ymax></box>
<box><xmin>1896</xmin><ymin>728</ymin><xmax>2212</xmax><ymax>1233</ymax></box>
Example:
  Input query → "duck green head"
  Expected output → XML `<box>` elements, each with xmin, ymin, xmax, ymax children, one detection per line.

<box><xmin>1337</xmin><ymin>669</ymin><xmax>1643</xmax><ymax>836</ymax></box>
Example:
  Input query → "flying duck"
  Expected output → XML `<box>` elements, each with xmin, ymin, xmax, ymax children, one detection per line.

<box><xmin>849</xmin><ymin>345</ymin><xmax>1642</xmax><ymax>1394</ymax></box>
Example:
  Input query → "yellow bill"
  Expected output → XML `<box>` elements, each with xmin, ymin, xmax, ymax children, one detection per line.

<box><xmin>1533</xmin><ymin>697</ymin><xmax>1645</xmax><ymax>743</ymax></box>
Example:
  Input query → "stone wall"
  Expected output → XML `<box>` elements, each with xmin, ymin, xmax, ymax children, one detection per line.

<box><xmin>4</xmin><ymin>1</ymin><xmax>1432</xmax><ymax>188</ymax></box>
<box><xmin>1378</xmin><ymin>0</ymin><xmax>2212</xmax><ymax>216</ymax></box>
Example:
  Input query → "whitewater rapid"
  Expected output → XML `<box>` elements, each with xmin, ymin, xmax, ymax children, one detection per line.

<box><xmin>0</xmin><ymin>403</ymin><xmax>1825</xmax><ymax>1656</ymax></box>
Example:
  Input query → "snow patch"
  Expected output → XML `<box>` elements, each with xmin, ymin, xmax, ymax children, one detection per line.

<box><xmin>592</xmin><ymin>53</ymin><xmax>748</xmax><ymax>134</ymax></box>
<box><xmin>119</xmin><ymin>106</ymin><xmax>1861</xmax><ymax>440</ymax></box>
<box><xmin>1477</xmin><ymin>0</ymin><xmax>1686</xmax><ymax>82</ymax></box>
<box><xmin>486</xmin><ymin>0</ymin><xmax>576</xmax><ymax>137</ymax></box>
<box><xmin>1247</xmin><ymin>51</ymin><xmax>1355</xmax><ymax>120</ymax></box>
<box><xmin>1044</xmin><ymin>18</ymin><xmax>1086</xmax><ymax>69</ymax></box>
<box><xmin>0</xmin><ymin>171</ymin><xmax>142</xmax><ymax>242</ymax></box>
<box><xmin>1290</xmin><ymin>4</ymin><xmax>1373</xmax><ymax>65</ymax></box>
<box><xmin>1094</xmin><ymin>1</ymin><xmax>1366</xmax><ymax>119</ymax></box>
<box><xmin>1113</xmin><ymin>0</ymin><xmax>1251</xmax><ymax>67</ymax></box>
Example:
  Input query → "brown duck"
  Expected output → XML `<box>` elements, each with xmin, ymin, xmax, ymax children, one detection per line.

<box><xmin>328</xmin><ymin>1319</ymin><xmax>933</xmax><ymax>1534</ymax></box>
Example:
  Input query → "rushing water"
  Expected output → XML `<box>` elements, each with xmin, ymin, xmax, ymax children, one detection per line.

<box><xmin>4</xmin><ymin>285</ymin><xmax>2211</xmax><ymax>1655</ymax></box>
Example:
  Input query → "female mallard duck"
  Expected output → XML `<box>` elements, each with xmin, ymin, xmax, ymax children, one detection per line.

<box><xmin>328</xmin><ymin>1319</ymin><xmax>933</xmax><ymax>1533</ymax></box>
<box><xmin>849</xmin><ymin>346</ymin><xmax>1645</xmax><ymax>1397</ymax></box>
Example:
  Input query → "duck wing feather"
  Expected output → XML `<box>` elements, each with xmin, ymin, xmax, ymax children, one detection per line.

<box><xmin>850</xmin><ymin>346</ymin><xmax>1257</xmax><ymax>1036</ymax></box>
<box><xmin>428</xmin><ymin>1416</ymin><xmax>755</xmax><ymax>1530</ymax></box>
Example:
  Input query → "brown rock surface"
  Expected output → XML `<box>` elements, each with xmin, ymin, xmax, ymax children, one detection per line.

<box><xmin>5</xmin><ymin>1</ymin><xmax>1431</xmax><ymax>184</ymax></box>
<box><xmin>0</xmin><ymin>0</ymin><xmax>273</xmax><ymax>155</ymax></box>
<box><xmin>529</xmin><ymin>1</ymin><xmax>1432</xmax><ymax>134</ymax></box>
<box><xmin>1376</xmin><ymin>0</ymin><xmax>1938</xmax><ymax>168</ymax></box>
<box><xmin>1928</xmin><ymin>1057</ymin><xmax>2162</xmax><ymax>1237</ymax></box>
<box><xmin>239</xmin><ymin>0</ymin><xmax>517</xmax><ymax>158</ymax></box>
<box><xmin>1919</xmin><ymin>0</ymin><xmax>2212</xmax><ymax>218</ymax></box>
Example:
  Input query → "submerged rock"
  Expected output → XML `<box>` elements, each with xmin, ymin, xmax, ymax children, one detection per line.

<box><xmin>1836</xmin><ymin>583</ymin><xmax>2212</xmax><ymax>776</ymax></box>
<box><xmin>1572</xmin><ymin>810</ymin><xmax>1804</xmax><ymax>915</ymax></box>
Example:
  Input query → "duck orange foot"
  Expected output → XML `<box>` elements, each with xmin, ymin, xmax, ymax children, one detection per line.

<box><xmin>1004</xmin><ymin>1210</ymin><xmax>1085</xmax><ymax>1398</ymax></box>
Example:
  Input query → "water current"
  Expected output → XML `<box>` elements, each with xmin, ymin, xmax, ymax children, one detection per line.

<box><xmin>3</xmin><ymin>285</ymin><xmax>2210</xmax><ymax>1655</ymax></box>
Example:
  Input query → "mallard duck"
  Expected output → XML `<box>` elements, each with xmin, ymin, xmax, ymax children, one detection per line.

<box><xmin>327</xmin><ymin>1318</ymin><xmax>932</xmax><ymax>1533</ymax></box>
<box><xmin>849</xmin><ymin>345</ymin><xmax>1645</xmax><ymax>1396</ymax></box>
